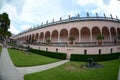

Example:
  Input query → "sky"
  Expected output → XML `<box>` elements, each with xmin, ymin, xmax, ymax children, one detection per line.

<box><xmin>0</xmin><ymin>0</ymin><xmax>120</xmax><ymax>34</ymax></box>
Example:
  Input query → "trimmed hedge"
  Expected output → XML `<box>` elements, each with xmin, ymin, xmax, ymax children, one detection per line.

<box><xmin>29</xmin><ymin>48</ymin><xmax>66</xmax><ymax>60</ymax></box>
<box><xmin>70</xmin><ymin>53</ymin><xmax>120</xmax><ymax>62</ymax></box>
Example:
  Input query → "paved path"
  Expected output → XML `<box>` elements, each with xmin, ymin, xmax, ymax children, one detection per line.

<box><xmin>0</xmin><ymin>47</ymin><xmax>69</xmax><ymax>80</ymax></box>
<box><xmin>17</xmin><ymin>60</ymin><xmax>69</xmax><ymax>77</ymax></box>
<box><xmin>0</xmin><ymin>48</ymin><xmax>24</xmax><ymax>80</ymax></box>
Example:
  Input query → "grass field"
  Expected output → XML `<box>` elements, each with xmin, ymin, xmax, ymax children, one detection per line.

<box><xmin>24</xmin><ymin>59</ymin><xmax>120</xmax><ymax>80</ymax></box>
<box><xmin>8</xmin><ymin>48</ymin><xmax>60</xmax><ymax>67</ymax></box>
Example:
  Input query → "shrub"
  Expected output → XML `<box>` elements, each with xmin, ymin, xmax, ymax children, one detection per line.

<box><xmin>29</xmin><ymin>48</ymin><xmax>66</xmax><ymax>60</ymax></box>
<box><xmin>70</xmin><ymin>53</ymin><xmax>120</xmax><ymax>62</ymax></box>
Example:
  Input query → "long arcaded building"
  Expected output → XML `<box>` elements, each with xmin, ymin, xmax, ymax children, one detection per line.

<box><xmin>13</xmin><ymin>13</ymin><xmax>120</xmax><ymax>59</ymax></box>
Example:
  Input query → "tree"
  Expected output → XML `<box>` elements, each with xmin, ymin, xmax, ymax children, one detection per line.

<box><xmin>69</xmin><ymin>36</ymin><xmax>75</xmax><ymax>45</ymax></box>
<box><xmin>6</xmin><ymin>31</ymin><xmax>12</xmax><ymax>38</ymax></box>
<box><xmin>46</xmin><ymin>38</ymin><xmax>51</xmax><ymax>46</ymax></box>
<box><xmin>96</xmin><ymin>34</ymin><xmax>104</xmax><ymax>46</ymax></box>
<box><xmin>0</xmin><ymin>13</ymin><xmax>11</xmax><ymax>47</ymax></box>
<box><xmin>0</xmin><ymin>13</ymin><xmax>11</xmax><ymax>39</ymax></box>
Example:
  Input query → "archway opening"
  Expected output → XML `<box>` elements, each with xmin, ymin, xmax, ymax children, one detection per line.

<box><xmin>51</xmin><ymin>30</ymin><xmax>58</xmax><ymax>42</ymax></box>
<box><xmin>92</xmin><ymin>27</ymin><xmax>101</xmax><ymax>42</ymax></box>
<box><xmin>70</xmin><ymin>28</ymin><xmax>79</xmax><ymax>42</ymax></box>
<box><xmin>60</xmin><ymin>29</ymin><xmax>68</xmax><ymax>42</ymax></box>
<box><xmin>110</xmin><ymin>27</ymin><xmax>117</xmax><ymax>41</ymax></box>
<box><xmin>102</xmin><ymin>27</ymin><xmax>110</xmax><ymax>41</ymax></box>
<box><xmin>81</xmin><ymin>27</ymin><xmax>90</xmax><ymax>42</ymax></box>
<box><xmin>40</xmin><ymin>32</ymin><xmax>44</xmax><ymax>42</ymax></box>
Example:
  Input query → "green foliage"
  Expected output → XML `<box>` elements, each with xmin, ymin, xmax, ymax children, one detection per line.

<box><xmin>69</xmin><ymin>36</ymin><xmax>75</xmax><ymax>41</ymax></box>
<box><xmin>24</xmin><ymin>59</ymin><xmax>120</xmax><ymax>80</ymax></box>
<box><xmin>0</xmin><ymin>13</ymin><xmax>11</xmax><ymax>38</ymax></box>
<box><xmin>70</xmin><ymin>53</ymin><xmax>120</xmax><ymax>62</ymax></box>
<box><xmin>96</xmin><ymin>35</ymin><xmax>104</xmax><ymax>40</ymax></box>
<box><xmin>29</xmin><ymin>48</ymin><xmax>66</xmax><ymax>60</ymax></box>
<box><xmin>8</xmin><ymin>48</ymin><xmax>60</xmax><ymax>67</ymax></box>
<box><xmin>6</xmin><ymin>31</ymin><xmax>11</xmax><ymax>37</ymax></box>
<box><xmin>46</xmin><ymin>38</ymin><xmax>51</xmax><ymax>45</ymax></box>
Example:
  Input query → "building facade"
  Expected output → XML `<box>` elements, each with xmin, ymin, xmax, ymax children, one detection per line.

<box><xmin>13</xmin><ymin>13</ymin><xmax>120</xmax><ymax>58</ymax></box>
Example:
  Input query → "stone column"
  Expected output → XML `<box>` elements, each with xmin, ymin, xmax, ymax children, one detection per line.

<box><xmin>58</xmin><ymin>31</ymin><xmax>60</xmax><ymax>42</ymax></box>
<box><xmin>79</xmin><ymin>30</ymin><xmax>81</xmax><ymax>42</ymax></box>
<box><xmin>43</xmin><ymin>32</ymin><xmax>45</xmax><ymax>42</ymax></box>
<box><xmin>90</xmin><ymin>29</ymin><xmax>93</xmax><ymax>42</ymax></box>
<box><xmin>109</xmin><ymin>28</ymin><xmax>112</xmax><ymax>41</ymax></box>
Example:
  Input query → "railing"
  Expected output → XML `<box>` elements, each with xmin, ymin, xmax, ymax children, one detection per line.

<box><xmin>35</xmin><ymin>41</ymin><xmax>119</xmax><ymax>47</ymax></box>
<box><xmin>74</xmin><ymin>42</ymin><xmax>97</xmax><ymax>47</ymax></box>
<box><xmin>28</xmin><ymin>17</ymin><xmax>120</xmax><ymax>31</ymax></box>
<box><xmin>16</xmin><ymin>16</ymin><xmax>120</xmax><ymax>36</ymax></box>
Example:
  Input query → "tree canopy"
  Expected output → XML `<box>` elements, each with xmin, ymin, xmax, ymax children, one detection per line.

<box><xmin>0</xmin><ymin>13</ymin><xmax>11</xmax><ymax>39</ymax></box>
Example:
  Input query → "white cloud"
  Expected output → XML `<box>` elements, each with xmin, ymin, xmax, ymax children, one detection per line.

<box><xmin>20</xmin><ymin>0</ymin><xmax>65</xmax><ymax>23</ymax></box>
<box><xmin>8</xmin><ymin>25</ymin><xmax>20</xmax><ymax>34</ymax></box>
<box><xmin>76</xmin><ymin>0</ymin><xmax>120</xmax><ymax>18</ymax></box>
<box><xmin>0</xmin><ymin>0</ymin><xmax>4</xmax><ymax>9</ymax></box>
<box><xmin>20</xmin><ymin>25</ymin><xmax>31</xmax><ymax>31</ymax></box>
<box><xmin>76</xmin><ymin>0</ymin><xmax>101</xmax><ymax>6</ymax></box>
<box><xmin>1</xmin><ymin>0</ymin><xmax>120</xmax><ymax>35</ymax></box>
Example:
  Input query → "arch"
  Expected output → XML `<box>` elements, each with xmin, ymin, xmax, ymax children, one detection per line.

<box><xmin>102</xmin><ymin>27</ymin><xmax>110</xmax><ymax>41</ymax></box>
<box><xmin>60</xmin><ymin>29</ymin><xmax>68</xmax><ymax>42</ymax></box>
<box><xmin>35</xmin><ymin>33</ymin><xmax>39</xmax><ymax>42</ymax></box>
<box><xmin>40</xmin><ymin>32</ymin><xmax>44</xmax><ymax>42</ymax></box>
<box><xmin>81</xmin><ymin>27</ymin><xmax>90</xmax><ymax>42</ymax></box>
<box><xmin>27</xmin><ymin>35</ymin><xmax>29</xmax><ymax>40</ymax></box>
<box><xmin>45</xmin><ymin>31</ymin><xmax>50</xmax><ymax>40</ymax></box>
<box><xmin>23</xmin><ymin>36</ymin><xmax>25</xmax><ymax>41</ymax></box>
<box><xmin>25</xmin><ymin>36</ymin><xmax>27</xmax><ymax>41</ymax></box>
<box><xmin>92</xmin><ymin>27</ymin><xmax>101</xmax><ymax>42</ymax></box>
<box><xmin>110</xmin><ymin>27</ymin><xmax>117</xmax><ymax>40</ymax></box>
<box><xmin>51</xmin><ymin>30</ymin><xmax>58</xmax><ymax>42</ymax></box>
<box><xmin>28</xmin><ymin>35</ymin><xmax>31</xmax><ymax>42</ymax></box>
<box><xmin>70</xmin><ymin>28</ymin><xmax>79</xmax><ymax>42</ymax></box>
<box><xmin>24</xmin><ymin>36</ymin><xmax>26</xmax><ymax>41</ymax></box>
<box><xmin>29</xmin><ymin>35</ymin><xmax>31</xmax><ymax>40</ymax></box>
<box><xmin>32</xmin><ymin>34</ymin><xmax>35</xmax><ymax>40</ymax></box>
<box><xmin>117</xmin><ymin>28</ymin><xmax>120</xmax><ymax>36</ymax></box>
<box><xmin>22</xmin><ymin>37</ymin><xmax>24</xmax><ymax>40</ymax></box>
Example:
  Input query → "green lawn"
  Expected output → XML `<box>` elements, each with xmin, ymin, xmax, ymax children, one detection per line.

<box><xmin>8</xmin><ymin>48</ymin><xmax>60</xmax><ymax>67</ymax></box>
<box><xmin>24</xmin><ymin>59</ymin><xmax>120</xmax><ymax>80</ymax></box>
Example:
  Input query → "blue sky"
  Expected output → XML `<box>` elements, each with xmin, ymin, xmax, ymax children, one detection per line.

<box><xmin>0</xmin><ymin>0</ymin><xmax>120</xmax><ymax>34</ymax></box>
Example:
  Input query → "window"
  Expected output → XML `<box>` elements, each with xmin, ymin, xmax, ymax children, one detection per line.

<box><xmin>99</xmin><ymin>49</ymin><xmax>101</xmax><ymax>54</ymax></box>
<box><xmin>56</xmin><ymin>48</ymin><xmax>58</xmax><ymax>52</ymax></box>
<box><xmin>111</xmin><ymin>48</ymin><xmax>113</xmax><ymax>53</ymax></box>
<box><xmin>46</xmin><ymin>48</ymin><xmax>48</xmax><ymax>51</ymax></box>
<box><xmin>84</xmin><ymin>50</ymin><xmax>87</xmax><ymax>54</ymax></box>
